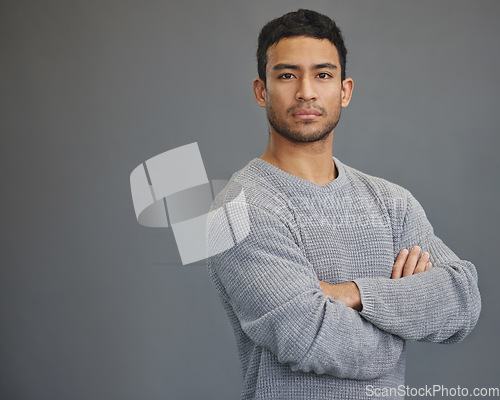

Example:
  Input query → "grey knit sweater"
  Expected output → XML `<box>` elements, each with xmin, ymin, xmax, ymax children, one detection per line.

<box><xmin>206</xmin><ymin>157</ymin><xmax>481</xmax><ymax>400</ymax></box>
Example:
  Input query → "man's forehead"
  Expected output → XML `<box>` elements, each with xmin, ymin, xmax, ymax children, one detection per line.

<box><xmin>266</xmin><ymin>36</ymin><xmax>340</xmax><ymax>68</ymax></box>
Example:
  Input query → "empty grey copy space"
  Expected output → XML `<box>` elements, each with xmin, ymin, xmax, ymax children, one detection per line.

<box><xmin>1</xmin><ymin>1</ymin><xmax>498</xmax><ymax>399</ymax></box>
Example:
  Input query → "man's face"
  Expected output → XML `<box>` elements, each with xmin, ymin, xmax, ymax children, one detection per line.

<box><xmin>254</xmin><ymin>36</ymin><xmax>352</xmax><ymax>143</ymax></box>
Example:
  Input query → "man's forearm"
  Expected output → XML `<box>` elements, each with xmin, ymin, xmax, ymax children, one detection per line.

<box><xmin>319</xmin><ymin>247</ymin><xmax>431</xmax><ymax>312</ymax></box>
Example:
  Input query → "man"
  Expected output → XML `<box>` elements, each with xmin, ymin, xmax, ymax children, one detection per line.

<box><xmin>206</xmin><ymin>9</ymin><xmax>481</xmax><ymax>400</ymax></box>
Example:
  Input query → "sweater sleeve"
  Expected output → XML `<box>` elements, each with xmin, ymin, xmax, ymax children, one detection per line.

<box><xmin>354</xmin><ymin>191</ymin><xmax>481</xmax><ymax>343</ymax></box>
<box><xmin>207</xmin><ymin>201</ymin><xmax>404</xmax><ymax>380</ymax></box>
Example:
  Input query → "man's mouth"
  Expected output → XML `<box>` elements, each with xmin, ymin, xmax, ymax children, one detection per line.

<box><xmin>291</xmin><ymin>108</ymin><xmax>322</xmax><ymax>120</ymax></box>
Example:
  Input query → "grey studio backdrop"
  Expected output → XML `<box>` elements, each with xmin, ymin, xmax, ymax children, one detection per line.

<box><xmin>1</xmin><ymin>1</ymin><xmax>499</xmax><ymax>399</ymax></box>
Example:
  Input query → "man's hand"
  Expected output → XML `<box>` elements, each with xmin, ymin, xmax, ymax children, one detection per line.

<box><xmin>391</xmin><ymin>246</ymin><xmax>433</xmax><ymax>279</ymax></box>
<box><xmin>318</xmin><ymin>281</ymin><xmax>362</xmax><ymax>311</ymax></box>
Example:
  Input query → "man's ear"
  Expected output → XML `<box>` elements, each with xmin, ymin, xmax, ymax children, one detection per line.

<box><xmin>253</xmin><ymin>78</ymin><xmax>267</xmax><ymax>108</ymax></box>
<box><xmin>341</xmin><ymin>77</ymin><xmax>354</xmax><ymax>108</ymax></box>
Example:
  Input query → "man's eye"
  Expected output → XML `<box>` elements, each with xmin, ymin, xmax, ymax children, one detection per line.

<box><xmin>317</xmin><ymin>72</ymin><xmax>332</xmax><ymax>79</ymax></box>
<box><xmin>279</xmin><ymin>73</ymin><xmax>294</xmax><ymax>80</ymax></box>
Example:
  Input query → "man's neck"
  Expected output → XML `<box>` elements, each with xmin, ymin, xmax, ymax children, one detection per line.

<box><xmin>260</xmin><ymin>131</ymin><xmax>337</xmax><ymax>186</ymax></box>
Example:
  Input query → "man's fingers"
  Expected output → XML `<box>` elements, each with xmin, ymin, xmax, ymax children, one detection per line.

<box><xmin>414</xmin><ymin>251</ymin><xmax>430</xmax><ymax>274</ymax></box>
<box><xmin>392</xmin><ymin>247</ymin><xmax>433</xmax><ymax>279</ymax></box>
<box><xmin>391</xmin><ymin>248</ymin><xmax>409</xmax><ymax>279</ymax></box>
<box><xmin>402</xmin><ymin>246</ymin><xmax>421</xmax><ymax>277</ymax></box>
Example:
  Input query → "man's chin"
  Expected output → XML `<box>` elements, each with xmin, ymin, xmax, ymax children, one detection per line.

<box><xmin>282</xmin><ymin>130</ymin><xmax>332</xmax><ymax>143</ymax></box>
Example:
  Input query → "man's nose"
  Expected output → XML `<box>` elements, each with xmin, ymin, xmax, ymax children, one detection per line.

<box><xmin>296</xmin><ymin>77</ymin><xmax>318</xmax><ymax>102</ymax></box>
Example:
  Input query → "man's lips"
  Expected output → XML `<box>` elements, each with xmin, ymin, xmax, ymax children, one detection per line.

<box><xmin>291</xmin><ymin>108</ymin><xmax>322</xmax><ymax>120</ymax></box>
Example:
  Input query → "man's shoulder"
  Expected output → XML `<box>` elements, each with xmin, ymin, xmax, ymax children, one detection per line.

<box><xmin>339</xmin><ymin>160</ymin><xmax>415</xmax><ymax>220</ymax></box>
<box><xmin>206</xmin><ymin>159</ymin><xmax>293</xmax><ymax>261</ymax></box>
<box><xmin>341</xmin><ymin>161</ymin><xmax>411</xmax><ymax>201</ymax></box>
<box><xmin>210</xmin><ymin>158</ymin><xmax>290</xmax><ymax>217</ymax></box>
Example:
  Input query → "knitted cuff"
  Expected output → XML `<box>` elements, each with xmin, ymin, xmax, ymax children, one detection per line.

<box><xmin>353</xmin><ymin>277</ymin><xmax>378</xmax><ymax>318</ymax></box>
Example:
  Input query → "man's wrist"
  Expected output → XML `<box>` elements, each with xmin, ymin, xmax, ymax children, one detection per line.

<box><xmin>342</xmin><ymin>281</ymin><xmax>363</xmax><ymax>311</ymax></box>
<box><xmin>319</xmin><ymin>281</ymin><xmax>362</xmax><ymax>311</ymax></box>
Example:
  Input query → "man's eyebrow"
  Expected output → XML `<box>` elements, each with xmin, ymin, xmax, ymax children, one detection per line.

<box><xmin>272</xmin><ymin>63</ymin><xmax>300</xmax><ymax>71</ymax></box>
<box><xmin>313</xmin><ymin>63</ymin><xmax>338</xmax><ymax>70</ymax></box>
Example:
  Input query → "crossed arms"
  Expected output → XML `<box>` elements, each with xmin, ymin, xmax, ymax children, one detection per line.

<box><xmin>207</xmin><ymin>190</ymin><xmax>481</xmax><ymax>380</ymax></box>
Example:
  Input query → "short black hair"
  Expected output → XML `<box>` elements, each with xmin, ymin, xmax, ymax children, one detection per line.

<box><xmin>257</xmin><ymin>9</ymin><xmax>347</xmax><ymax>84</ymax></box>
